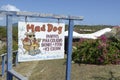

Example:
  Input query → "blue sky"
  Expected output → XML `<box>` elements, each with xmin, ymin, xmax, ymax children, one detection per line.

<box><xmin>0</xmin><ymin>0</ymin><xmax>120</xmax><ymax>25</ymax></box>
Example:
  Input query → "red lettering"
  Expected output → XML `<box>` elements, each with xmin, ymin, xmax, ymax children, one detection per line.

<box><xmin>47</xmin><ymin>24</ymin><xmax>53</xmax><ymax>32</ymax></box>
<box><xmin>35</xmin><ymin>26</ymin><xmax>40</xmax><ymax>32</ymax></box>
<box><xmin>58</xmin><ymin>26</ymin><xmax>62</xmax><ymax>34</ymax></box>
<box><xmin>27</xmin><ymin>24</ymin><xmax>34</xmax><ymax>32</ymax></box>
<box><xmin>53</xmin><ymin>27</ymin><xmax>57</xmax><ymax>32</ymax></box>
<box><xmin>41</xmin><ymin>25</ymin><xmax>46</xmax><ymax>31</ymax></box>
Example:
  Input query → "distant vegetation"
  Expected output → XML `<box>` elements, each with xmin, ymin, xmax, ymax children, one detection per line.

<box><xmin>0</xmin><ymin>27</ymin><xmax>6</xmax><ymax>38</ymax></box>
<box><xmin>0</xmin><ymin>26</ymin><xmax>18</xmax><ymax>54</ymax></box>
<box><xmin>66</xmin><ymin>25</ymin><xmax>113</xmax><ymax>33</ymax></box>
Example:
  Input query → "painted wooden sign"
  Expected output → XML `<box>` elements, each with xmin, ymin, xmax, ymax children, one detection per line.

<box><xmin>18</xmin><ymin>22</ymin><xmax>65</xmax><ymax>62</ymax></box>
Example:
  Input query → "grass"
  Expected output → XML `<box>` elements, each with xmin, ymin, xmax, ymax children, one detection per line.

<box><xmin>1</xmin><ymin>58</ymin><xmax>120</xmax><ymax>80</ymax></box>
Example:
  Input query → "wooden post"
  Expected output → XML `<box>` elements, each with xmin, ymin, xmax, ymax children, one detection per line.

<box><xmin>1</xmin><ymin>54</ymin><xmax>6</xmax><ymax>77</ymax></box>
<box><xmin>6</xmin><ymin>15</ymin><xmax>13</xmax><ymax>80</ymax></box>
<box><xmin>66</xmin><ymin>19</ymin><xmax>74</xmax><ymax>80</ymax></box>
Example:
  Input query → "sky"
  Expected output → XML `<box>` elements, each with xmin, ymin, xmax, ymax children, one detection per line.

<box><xmin>0</xmin><ymin>0</ymin><xmax>120</xmax><ymax>25</ymax></box>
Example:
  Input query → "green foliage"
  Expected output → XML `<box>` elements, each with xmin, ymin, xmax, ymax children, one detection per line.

<box><xmin>0</xmin><ymin>45</ymin><xmax>7</xmax><ymax>55</ymax></box>
<box><xmin>0</xmin><ymin>26</ymin><xmax>18</xmax><ymax>55</ymax></box>
<box><xmin>74</xmin><ymin>25</ymin><xmax>113</xmax><ymax>34</ymax></box>
<box><xmin>65</xmin><ymin>25</ymin><xmax>113</xmax><ymax>33</ymax></box>
<box><xmin>72</xmin><ymin>36</ymin><xmax>120</xmax><ymax>65</ymax></box>
<box><xmin>13</xmin><ymin>26</ymin><xmax>18</xmax><ymax>42</ymax></box>
<box><xmin>0</xmin><ymin>27</ymin><xmax>6</xmax><ymax>38</ymax></box>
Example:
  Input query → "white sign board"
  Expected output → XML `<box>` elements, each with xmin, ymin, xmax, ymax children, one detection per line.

<box><xmin>18</xmin><ymin>22</ymin><xmax>65</xmax><ymax>62</ymax></box>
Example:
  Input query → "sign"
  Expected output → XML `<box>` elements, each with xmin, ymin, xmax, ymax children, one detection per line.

<box><xmin>18</xmin><ymin>22</ymin><xmax>65</xmax><ymax>62</ymax></box>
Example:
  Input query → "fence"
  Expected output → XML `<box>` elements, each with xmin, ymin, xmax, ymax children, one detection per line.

<box><xmin>0</xmin><ymin>51</ymin><xmax>18</xmax><ymax>77</ymax></box>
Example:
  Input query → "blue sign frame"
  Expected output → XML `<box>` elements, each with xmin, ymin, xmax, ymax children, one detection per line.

<box><xmin>0</xmin><ymin>11</ymin><xmax>83</xmax><ymax>80</ymax></box>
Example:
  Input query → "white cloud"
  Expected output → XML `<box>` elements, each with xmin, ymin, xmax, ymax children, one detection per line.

<box><xmin>0</xmin><ymin>4</ymin><xmax>20</xmax><ymax>11</ymax></box>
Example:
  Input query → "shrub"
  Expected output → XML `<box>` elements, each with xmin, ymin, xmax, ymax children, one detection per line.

<box><xmin>72</xmin><ymin>35</ymin><xmax>120</xmax><ymax>65</ymax></box>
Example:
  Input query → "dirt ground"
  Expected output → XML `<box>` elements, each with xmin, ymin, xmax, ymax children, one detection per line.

<box><xmin>1</xmin><ymin>58</ymin><xmax>120</xmax><ymax>80</ymax></box>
